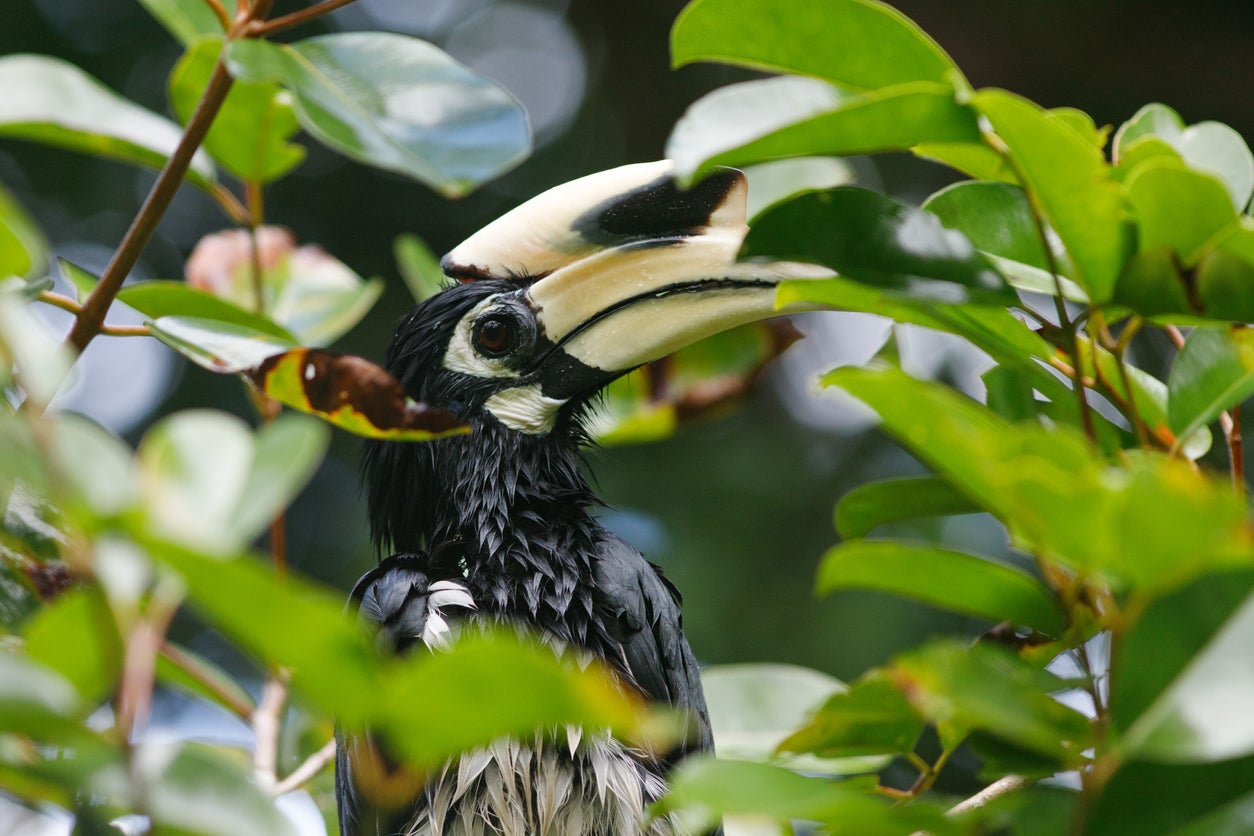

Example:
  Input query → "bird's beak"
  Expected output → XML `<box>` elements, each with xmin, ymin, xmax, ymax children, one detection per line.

<box><xmin>442</xmin><ymin>161</ymin><xmax>828</xmax><ymax>399</ymax></box>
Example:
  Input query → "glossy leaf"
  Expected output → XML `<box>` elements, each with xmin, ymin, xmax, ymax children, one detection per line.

<box><xmin>668</xmin><ymin>77</ymin><xmax>978</xmax><ymax>183</ymax></box>
<box><xmin>701</xmin><ymin>664</ymin><xmax>884</xmax><ymax>775</ymax></box>
<box><xmin>825</xmin><ymin>366</ymin><xmax>1246</xmax><ymax>590</ymax></box>
<box><xmin>742</xmin><ymin>157</ymin><xmax>855</xmax><ymax>221</ymax></box>
<box><xmin>117</xmin><ymin>280</ymin><xmax>297</xmax><ymax>340</ymax></box>
<box><xmin>149</xmin><ymin>315</ymin><xmax>295</xmax><ymax>373</ymax></box>
<box><xmin>835</xmin><ymin>475</ymin><xmax>980</xmax><ymax>539</ymax></box>
<box><xmin>671</xmin><ymin>0</ymin><xmax>963</xmax><ymax>90</ymax></box>
<box><xmin>23</xmin><ymin>586</ymin><xmax>123</xmax><ymax>703</ymax></box>
<box><xmin>394</xmin><ymin>233</ymin><xmax>448</xmax><ymax>303</ymax></box>
<box><xmin>745</xmin><ymin>188</ymin><xmax>1014</xmax><ymax>306</ymax></box>
<box><xmin>225</xmin><ymin>33</ymin><xmax>530</xmax><ymax>196</ymax></box>
<box><xmin>170</xmin><ymin>38</ymin><xmax>305</xmax><ymax>183</ymax></box>
<box><xmin>1115</xmin><ymin>103</ymin><xmax>1254</xmax><ymax>210</ymax></box>
<box><xmin>891</xmin><ymin>640</ymin><xmax>1091</xmax><ymax>763</ymax></box>
<box><xmin>136</xmin><ymin>0</ymin><xmax>233</xmax><ymax>45</ymax></box>
<box><xmin>1125</xmin><ymin>162</ymin><xmax>1236</xmax><ymax>265</ymax></box>
<box><xmin>0</xmin><ymin>182</ymin><xmax>47</xmax><ymax>280</ymax></box>
<box><xmin>778</xmin><ymin>673</ymin><xmax>924</xmax><ymax>759</ymax></box>
<box><xmin>1167</xmin><ymin>326</ymin><xmax>1254</xmax><ymax>443</ymax></box>
<box><xmin>246</xmin><ymin>348</ymin><xmax>468</xmax><ymax>441</ymax></box>
<box><xmin>915</xmin><ymin>140</ymin><xmax>1017</xmax><ymax>183</ymax></box>
<box><xmin>0</xmin><ymin>54</ymin><xmax>215</xmax><ymax>189</ymax></box>
<box><xmin>818</xmin><ymin>541</ymin><xmax>1064</xmax><ymax>635</ymax></box>
<box><xmin>973</xmin><ymin>90</ymin><xmax>1130</xmax><ymax>303</ymax></box>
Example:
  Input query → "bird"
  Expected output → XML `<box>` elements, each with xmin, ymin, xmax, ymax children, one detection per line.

<box><xmin>336</xmin><ymin>160</ymin><xmax>823</xmax><ymax>836</ymax></box>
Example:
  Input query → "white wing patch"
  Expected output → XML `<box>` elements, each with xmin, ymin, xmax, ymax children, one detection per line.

<box><xmin>484</xmin><ymin>386</ymin><xmax>569</xmax><ymax>435</ymax></box>
<box><xmin>421</xmin><ymin>579</ymin><xmax>476</xmax><ymax>650</ymax></box>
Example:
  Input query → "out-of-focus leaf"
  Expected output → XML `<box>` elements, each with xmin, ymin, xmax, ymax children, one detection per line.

<box><xmin>817</xmin><ymin>541</ymin><xmax>1064</xmax><ymax>636</ymax></box>
<box><xmin>0</xmin><ymin>182</ymin><xmax>47</xmax><ymax>280</ymax></box>
<box><xmin>1122</xmin><ymin>587</ymin><xmax>1254</xmax><ymax>763</ymax></box>
<box><xmin>226</xmin><ymin>34</ymin><xmax>530</xmax><ymax>196</ymax></box>
<box><xmin>23</xmin><ymin>585</ymin><xmax>123</xmax><ymax>703</ymax></box>
<box><xmin>743</xmin><ymin>157</ymin><xmax>855</xmax><ymax>221</ymax></box>
<box><xmin>589</xmin><ymin>321</ymin><xmax>799</xmax><ymax>446</ymax></box>
<box><xmin>48</xmin><ymin>413</ymin><xmax>138</xmax><ymax>520</ymax></box>
<box><xmin>118</xmin><ymin>280</ymin><xmax>297</xmax><ymax>340</ymax></box>
<box><xmin>745</xmin><ymin>188</ymin><xmax>1014</xmax><ymax>306</ymax></box>
<box><xmin>1167</xmin><ymin>326</ymin><xmax>1254</xmax><ymax>444</ymax></box>
<box><xmin>136</xmin><ymin>0</ymin><xmax>234</xmax><ymax>46</ymax></box>
<box><xmin>57</xmin><ymin>258</ymin><xmax>98</xmax><ymax>304</ymax></box>
<box><xmin>778</xmin><ymin>673</ymin><xmax>924</xmax><ymax>760</ymax></box>
<box><xmin>973</xmin><ymin>90</ymin><xmax>1130</xmax><ymax>303</ymax></box>
<box><xmin>184</xmin><ymin>227</ymin><xmax>381</xmax><ymax>346</ymax></box>
<box><xmin>671</xmin><ymin>0</ymin><xmax>963</xmax><ymax>90</ymax></box>
<box><xmin>668</xmin><ymin>77</ymin><xmax>977</xmax><ymax>183</ymax></box>
<box><xmin>835</xmin><ymin>475</ymin><xmax>979</xmax><ymax>539</ymax></box>
<box><xmin>246</xmin><ymin>348</ymin><xmax>468</xmax><ymax>441</ymax></box>
<box><xmin>0</xmin><ymin>55</ymin><xmax>215</xmax><ymax>189</ymax></box>
<box><xmin>825</xmin><ymin>366</ymin><xmax>1247</xmax><ymax>591</ymax></box>
<box><xmin>170</xmin><ymin>38</ymin><xmax>305</xmax><ymax>183</ymax></box>
<box><xmin>1125</xmin><ymin>162</ymin><xmax>1236</xmax><ymax>265</ymax></box>
<box><xmin>156</xmin><ymin>641</ymin><xmax>256</xmax><ymax>717</ymax></box>
<box><xmin>149</xmin><ymin>315</ymin><xmax>295</xmax><ymax>373</ymax></box>
<box><xmin>1085</xmin><ymin>753</ymin><xmax>1254</xmax><ymax>836</ymax></box>
<box><xmin>393</xmin><ymin>233</ymin><xmax>448</xmax><ymax>303</ymax></box>
<box><xmin>655</xmin><ymin>757</ymin><xmax>954</xmax><ymax>834</ymax></box>
<box><xmin>232</xmin><ymin>413</ymin><xmax>329</xmax><ymax>543</ymax></box>
<box><xmin>891</xmin><ymin>640</ymin><xmax>1091</xmax><ymax>763</ymax></box>
<box><xmin>1115</xmin><ymin>103</ymin><xmax>1254</xmax><ymax>211</ymax></box>
<box><xmin>0</xmin><ymin>652</ymin><xmax>82</xmax><ymax>736</ymax></box>
<box><xmin>0</xmin><ymin>294</ymin><xmax>72</xmax><ymax>405</ymax></box>
<box><xmin>983</xmin><ymin>365</ymin><xmax>1040</xmax><ymax>423</ymax></box>
<box><xmin>701</xmin><ymin>664</ymin><xmax>883</xmax><ymax>775</ymax></box>
<box><xmin>136</xmin><ymin>742</ymin><xmax>299</xmax><ymax>836</ymax></box>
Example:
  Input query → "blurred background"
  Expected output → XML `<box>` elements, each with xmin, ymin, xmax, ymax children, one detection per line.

<box><xmin>1</xmin><ymin>0</ymin><xmax>1252</xmax><ymax>814</ymax></box>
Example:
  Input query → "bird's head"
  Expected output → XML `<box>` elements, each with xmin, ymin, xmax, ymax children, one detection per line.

<box><xmin>364</xmin><ymin>161</ymin><xmax>823</xmax><ymax>553</ymax></box>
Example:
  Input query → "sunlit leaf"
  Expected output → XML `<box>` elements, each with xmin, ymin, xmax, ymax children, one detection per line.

<box><xmin>0</xmin><ymin>182</ymin><xmax>47</xmax><ymax>280</ymax></box>
<box><xmin>246</xmin><ymin>348</ymin><xmax>468</xmax><ymax>441</ymax></box>
<box><xmin>1124</xmin><ymin>161</ymin><xmax>1236</xmax><ymax>265</ymax></box>
<box><xmin>149</xmin><ymin>315</ymin><xmax>295</xmax><ymax>373</ymax></box>
<box><xmin>973</xmin><ymin>90</ymin><xmax>1131</xmax><ymax>303</ymax></box>
<box><xmin>671</xmin><ymin>0</ymin><xmax>963</xmax><ymax>90</ymax></box>
<box><xmin>393</xmin><ymin>233</ymin><xmax>448</xmax><ymax>303</ymax></box>
<box><xmin>835</xmin><ymin>475</ymin><xmax>980</xmax><ymax>539</ymax></box>
<box><xmin>745</xmin><ymin>187</ymin><xmax>1015</xmax><ymax>306</ymax></box>
<box><xmin>914</xmin><ymin>140</ymin><xmax>1017</xmax><ymax>183</ymax></box>
<box><xmin>23</xmin><ymin>585</ymin><xmax>123</xmax><ymax>703</ymax></box>
<box><xmin>1167</xmin><ymin>326</ymin><xmax>1254</xmax><ymax>445</ymax></box>
<box><xmin>778</xmin><ymin>673</ymin><xmax>924</xmax><ymax>759</ymax></box>
<box><xmin>225</xmin><ymin>33</ymin><xmax>530</xmax><ymax>196</ymax></box>
<box><xmin>818</xmin><ymin>541</ymin><xmax>1064</xmax><ymax>635</ymax></box>
<box><xmin>136</xmin><ymin>0</ymin><xmax>233</xmax><ymax>46</ymax></box>
<box><xmin>0</xmin><ymin>54</ymin><xmax>215</xmax><ymax>189</ymax></box>
<box><xmin>170</xmin><ymin>37</ymin><xmax>305</xmax><ymax>184</ymax></box>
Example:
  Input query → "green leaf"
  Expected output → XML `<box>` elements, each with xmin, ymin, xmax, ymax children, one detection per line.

<box><xmin>656</xmin><ymin>757</ymin><xmax>953</xmax><ymax>834</ymax></box>
<box><xmin>914</xmin><ymin>140</ymin><xmax>1017</xmax><ymax>183</ymax></box>
<box><xmin>742</xmin><ymin>157</ymin><xmax>855</xmax><ymax>221</ymax></box>
<box><xmin>136</xmin><ymin>0</ymin><xmax>233</xmax><ymax>46</ymax></box>
<box><xmin>1115</xmin><ymin>103</ymin><xmax>1254</xmax><ymax>211</ymax></box>
<box><xmin>0</xmin><ymin>182</ymin><xmax>47</xmax><ymax>280</ymax></box>
<box><xmin>393</xmin><ymin>233</ymin><xmax>448</xmax><ymax>303</ymax></box>
<box><xmin>671</xmin><ymin>0</ymin><xmax>963</xmax><ymax>90</ymax></box>
<box><xmin>0</xmin><ymin>54</ymin><xmax>215</xmax><ymax>189</ymax></box>
<box><xmin>778</xmin><ymin>673</ymin><xmax>925</xmax><ymax>759</ymax></box>
<box><xmin>149</xmin><ymin>315</ymin><xmax>295</xmax><ymax>373</ymax></box>
<box><xmin>0</xmin><ymin>294</ymin><xmax>73</xmax><ymax>405</ymax></box>
<box><xmin>245</xmin><ymin>348</ymin><xmax>469</xmax><ymax>441</ymax></box>
<box><xmin>232</xmin><ymin>412</ymin><xmax>329</xmax><ymax>544</ymax></box>
<box><xmin>922</xmin><ymin>180</ymin><xmax>1088</xmax><ymax>302</ymax></box>
<box><xmin>745</xmin><ymin>187</ymin><xmax>1015</xmax><ymax>306</ymax></box>
<box><xmin>701</xmin><ymin>664</ymin><xmax>884</xmax><ymax>775</ymax></box>
<box><xmin>973</xmin><ymin>90</ymin><xmax>1130</xmax><ymax>303</ymax></box>
<box><xmin>835</xmin><ymin>475</ymin><xmax>980</xmax><ymax>539</ymax></box>
<box><xmin>1122</xmin><ymin>587</ymin><xmax>1254</xmax><ymax>763</ymax></box>
<box><xmin>1125</xmin><ymin>162</ymin><xmax>1236</xmax><ymax>265</ymax></box>
<box><xmin>891</xmin><ymin>640</ymin><xmax>1091</xmax><ymax>763</ymax></box>
<box><xmin>23</xmin><ymin>585</ymin><xmax>123</xmax><ymax>703</ymax></box>
<box><xmin>136</xmin><ymin>742</ymin><xmax>299</xmax><ymax>836</ymax></box>
<box><xmin>170</xmin><ymin>38</ymin><xmax>305</xmax><ymax>184</ymax></box>
<box><xmin>225</xmin><ymin>33</ymin><xmax>530</xmax><ymax>197</ymax></box>
<box><xmin>818</xmin><ymin>541</ymin><xmax>1064</xmax><ymax>635</ymax></box>
<box><xmin>1085</xmin><ymin>754</ymin><xmax>1254</xmax><ymax>836</ymax></box>
<box><xmin>1167</xmin><ymin>326</ymin><xmax>1254</xmax><ymax>443</ymax></box>
<box><xmin>0</xmin><ymin>651</ymin><xmax>82</xmax><ymax>736</ymax></box>
<box><xmin>983</xmin><ymin>365</ymin><xmax>1041</xmax><ymax>423</ymax></box>
<box><xmin>117</xmin><ymin>280</ymin><xmax>298</xmax><ymax>340</ymax></box>
<box><xmin>667</xmin><ymin>77</ymin><xmax>978</xmax><ymax>183</ymax></box>
<box><xmin>824</xmin><ymin>366</ymin><xmax>1246</xmax><ymax>590</ymax></box>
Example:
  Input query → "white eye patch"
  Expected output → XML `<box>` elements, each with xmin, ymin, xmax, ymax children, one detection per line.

<box><xmin>442</xmin><ymin>294</ymin><xmax>524</xmax><ymax>380</ymax></box>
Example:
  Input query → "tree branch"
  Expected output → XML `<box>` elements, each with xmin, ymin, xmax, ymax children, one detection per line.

<box><xmin>947</xmin><ymin>775</ymin><xmax>1031</xmax><ymax>817</ymax></box>
<box><xmin>272</xmin><ymin>738</ymin><xmax>337</xmax><ymax>796</ymax></box>
<box><xmin>253</xmin><ymin>0</ymin><xmax>359</xmax><ymax>36</ymax></box>
<box><xmin>252</xmin><ymin>673</ymin><xmax>288</xmax><ymax>791</ymax></box>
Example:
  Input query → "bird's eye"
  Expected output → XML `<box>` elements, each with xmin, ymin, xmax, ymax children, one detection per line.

<box><xmin>472</xmin><ymin>313</ymin><xmax>518</xmax><ymax>357</ymax></box>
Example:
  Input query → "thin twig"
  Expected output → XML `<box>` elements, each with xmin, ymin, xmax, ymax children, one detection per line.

<box><xmin>117</xmin><ymin>586</ymin><xmax>182</xmax><ymax>741</ymax></box>
<box><xmin>211</xmin><ymin>183</ymin><xmax>252</xmax><ymax>226</ymax></box>
<box><xmin>253</xmin><ymin>0</ymin><xmax>359</xmax><ymax>36</ymax></box>
<box><xmin>946</xmin><ymin>775</ymin><xmax>1031</xmax><ymax>817</ymax></box>
<box><xmin>100</xmin><ymin>324</ymin><xmax>151</xmax><ymax>338</ymax></box>
<box><xmin>272</xmin><ymin>739</ymin><xmax>337</xmax><ymax>796</ymax></box>
<box><xmin>1165</xmin><ymin>324</ymin><xmax>1186</xmax><ymax>350</ymax></box>
<box><xmin>1227</xmin><ymin>403</ymin><xmax>1244</xmax><ymax>494</ymax></box>
<box><xmin>252</xmin><ymin>673</ymin><xmax>289</xmax><ymax>791</ymax></box>
<box><xmin>158</xmin><ymin>641</ymin><xmax>256</xmax><ymax>722</ymax></box>
<box><xmin>37</xmin><ymin>291</ymin><xmax>81</xmax><ymax>315</ymax></box>
<box><xmin>66</xmin><ymin>60</ymin><xmax>237</xmax><ymax>355</ymax></box>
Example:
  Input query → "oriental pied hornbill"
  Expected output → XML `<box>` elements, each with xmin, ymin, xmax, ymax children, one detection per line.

<box><xmin>337</xmin><ymin>161</ymin><xmax>823</xmax><ymax>836</ymax></box>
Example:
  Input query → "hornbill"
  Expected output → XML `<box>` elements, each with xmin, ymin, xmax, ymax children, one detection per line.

<box><xmin>338</xmin><ymin>161</ymin><xmax>822</xmax><ymax>835</ymax></box>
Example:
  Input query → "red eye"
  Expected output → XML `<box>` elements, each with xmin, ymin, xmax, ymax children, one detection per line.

<box><xmin>472</xmin><ymin>314</ymin><xmax>516</xmax><ymax>357</ymax></box>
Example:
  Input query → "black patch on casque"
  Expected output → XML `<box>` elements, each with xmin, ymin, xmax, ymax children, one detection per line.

<box><xmin>570</xmin><ymin>169</ymin><xmax>742</xmax><ymax>247</ymax></box>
